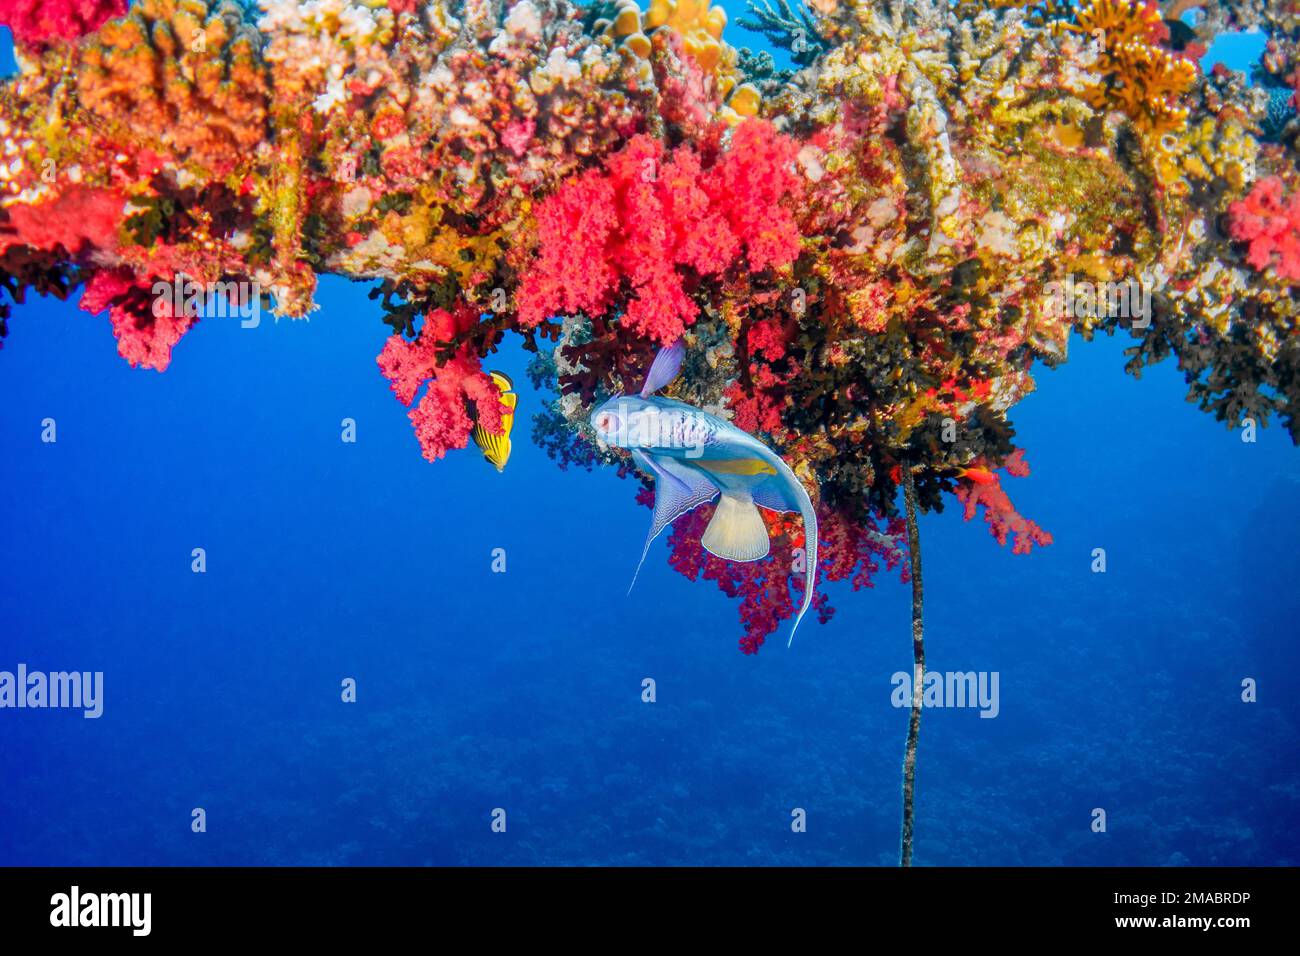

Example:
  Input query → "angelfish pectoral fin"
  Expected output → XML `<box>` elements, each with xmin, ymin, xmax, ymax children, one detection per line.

<box><xmin>701</xmin><ymin>493</ymin><xmax>771</xmax><ymax>562</ymax></box>
<box><xmin>628</xmin><ymin>451</ymin><xmax>719</xmax><ymax>595</ymax></box>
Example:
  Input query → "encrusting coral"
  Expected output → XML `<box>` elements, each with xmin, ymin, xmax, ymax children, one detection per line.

<box><xmin>75</xmin><ymin>0</ymin><xmax>271</xmax><ymax>171</ymax></box>
<box><xmin>1</xmin><ymin>0</ymin><xmax>1298</xmax><ymax>652</ymax></box>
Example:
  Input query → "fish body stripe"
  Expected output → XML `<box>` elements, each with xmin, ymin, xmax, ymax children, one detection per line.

<box><xmin>696</xmin><ymin>458</ymin><xmax>777</xmax><ymax>477</ymax></box>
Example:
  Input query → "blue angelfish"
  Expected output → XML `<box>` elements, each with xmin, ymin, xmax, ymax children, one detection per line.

<box><xmin>590</xmin><ymin>340</ymin><xmax>819</xmax><ymax>646</ymax></box>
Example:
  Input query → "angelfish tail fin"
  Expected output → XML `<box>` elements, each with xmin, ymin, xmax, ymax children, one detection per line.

<box><xmin>628</xmin><ymin>538</ymin><xmax>653</xmax><ymax>596</ymax></box>
<box><xmin>701</xmin><ymin>493</ymin><xmax>771</xmax><ymax>562</ymax></box>
<box><xmin>787</xmin><ymin>492</ymin><xmax>818</xmax><ymax>648</ymax></box>
<box><xmin>752</xmin><ymin>462</ymin><xmax>817</xmax><ymax>649</ymax></box>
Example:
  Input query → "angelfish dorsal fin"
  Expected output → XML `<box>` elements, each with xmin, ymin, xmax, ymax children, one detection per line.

<box><xmin>640</xmin><ymin>339</ymin><xmax>685</xmax><ymax>398</ymax></box>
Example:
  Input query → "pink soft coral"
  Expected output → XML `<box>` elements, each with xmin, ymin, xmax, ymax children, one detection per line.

<box><xmin>954</xmin><ymin>450</ymin><xmax>1053</xmax><ymax>555</ymax></box>
<box><xmin>79</xmin><ymin>269</ymin><xmax>194</xmax><ymax>372</ymax></box>
<box><xmin>706</xmin><ymin>120</ymin><xmax>805</xmax><ymax>272</ymax></box>
<box><xmin>516</xmin><ymin>120</ymin><xmax>803</xmax><ymax>344</ymax></box>
<box><xmin>0</xmin><ymin>0</ymin><xmax>124</xmax><ymax>47</ymax></box>
<box><xmin>377</xmin><ymin>303</ymin><xmax>507</xmax><ymax>462</ymax></box>
<box><xmin>1228</xmin><ymin>176</ymin><xmax>1300</xmax><ymax>282</ymax></box>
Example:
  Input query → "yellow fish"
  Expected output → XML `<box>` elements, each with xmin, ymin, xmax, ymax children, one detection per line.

<box><xmin>472</xmin><ymin>371</ymin><xmax>517</xmax><ymax>472</ymax></box>
<box><xmin>695</xmin><ymin>458</ymin><xmax>778</xmax><ymax>477</ymax></box>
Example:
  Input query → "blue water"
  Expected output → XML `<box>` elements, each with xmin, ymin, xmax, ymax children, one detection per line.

<box><xmin>1</xmin><ymin>8</ymin><xmax>1297</xmax><ymax>867</ymax></box>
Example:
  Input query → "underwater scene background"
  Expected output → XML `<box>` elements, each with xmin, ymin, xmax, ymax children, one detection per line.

<box><xmin>1</xmin><ymin>5</ymin><xmax>1299</xmax><ymax>866</ymax></box>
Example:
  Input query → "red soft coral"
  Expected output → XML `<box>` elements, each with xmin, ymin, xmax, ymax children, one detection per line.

<box><xmin>1228</xmin><ymin>176</ymin><xmax>1300</xmax><ymax>282</ymax></box>
<box><xmin>80</xmin><ymin>269</ymin><xmax>194</xmax><ymax>372</ymax></box>
<box><xmin>513</xmin><ymin>171</ymin><xmax>620</xmax><ymax>327</ymax></box>
<box><xmin>703</xmin><ymin>119</ymin><xmax>804</xmax><ymax>272</ymax></box>
<box><xmin>725</xmin><ymin>377</ymin><xmax>787</xmax><ymax>437</ymax></box>
<box><xmin>516</xmin><ymin>120</ymin><xmax>804</xmax><ymax>345</ymax></box>
<box><xmin>667</xmin><ymin>504</ymin><xmax>799</xmax><ymax>653</ymax></box>
<box><xmin>725</xmin><ymin>325</ymin><xmax>798</xmax><ymax>439</ymax></box>
<box><xmin>377</xmin><ymin>303</ymin><xmax>507</xmax><ymax>462</ymax></box>
<box><xmin>664</xmin><ymin>497</ymin><xmax>906</xmax><ymax>654</ymax></box>
<box><xmin>0</xmin><ymin>186</ymin><xmax>124</xmax><ymax>258</ymax></box>
<box><xmin>745</xmin><ymin>317</ymin><xmax>789</xmax><ymax>361</ymax></box>
<box><xmin>954</xmin><ymin>451</ymin><xmax>1053</xmax><ymax>555</ymax></box>
<box><xmin>0</xmin><ymin>0</ymin><xmax>124</xmax><ymax>47</ymax></box>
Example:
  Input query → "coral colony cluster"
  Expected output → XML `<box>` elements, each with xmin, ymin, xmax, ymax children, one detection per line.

<box><xmin>1</xmin><ymin>0</ymin><xmax>1298</xmax><ymax>651</ymax></box>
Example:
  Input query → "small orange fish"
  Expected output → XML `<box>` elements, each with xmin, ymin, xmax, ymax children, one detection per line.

<box><xmin>956</xmin><ymin>466</ymin><xmax>997</xmax><ymax>486</ymax></box>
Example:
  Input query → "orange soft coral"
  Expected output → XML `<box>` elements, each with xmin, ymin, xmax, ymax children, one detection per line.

<box><xmin>1073</xmin><ymin>0</ymin><xmax>1196</xmax><ymax>136</ymax></box>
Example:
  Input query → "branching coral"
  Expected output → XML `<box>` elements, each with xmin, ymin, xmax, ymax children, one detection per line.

<box><xmin>738</xmin><ymin>0</ymin><xmax>828</xmax><ymax>67</ymax></box>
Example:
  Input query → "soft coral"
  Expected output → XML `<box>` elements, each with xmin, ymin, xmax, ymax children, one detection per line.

<box><xmin>665</xmin><ymin>498</ymin><xmax>906</xmax><ymax>654</ymax></box>
<box><xmin>954</xmin><ymin>451</ymin><xmax>1053</xmax><ymax>555</ymax></box>
<box><xmin>377</xmin><ymin>303</ymin><xmax>508</xmax><ymax>462</ymax></box>
<box><xmin>79</xmin><ymin>268</ymin><xmax>194</xmax><ymax>372</ymax></box>
<box><xmin>516</xmin><ymin>120</ymin><xmax>803</xmax><ymax>345</ymax></box>
<box><xmin>1228</xmin><ymin>176</ymin><xmax>1300</xmax><ymax>283</ymax></box>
